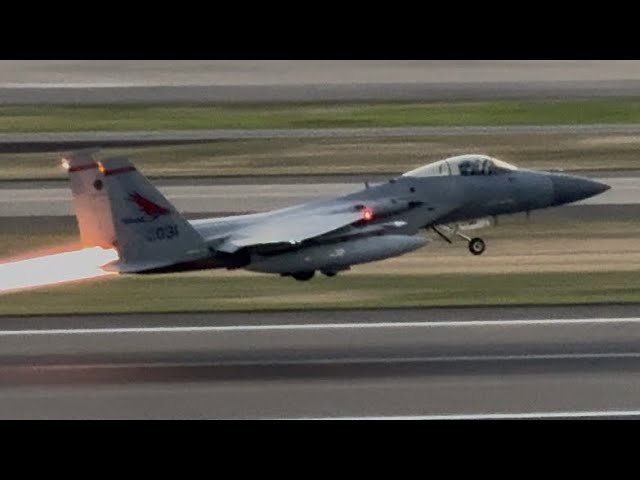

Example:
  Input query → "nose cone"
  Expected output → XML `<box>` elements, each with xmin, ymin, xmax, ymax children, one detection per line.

<box><xmin>549</xmin><ymin>174</ymin><xmax>611</xmax><ymax>206</ymax></box>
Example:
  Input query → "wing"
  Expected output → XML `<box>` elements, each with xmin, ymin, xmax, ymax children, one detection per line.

<box><xmin>214</xmin><ymin>209</ymin><xmax>365</xmax><ymax>253</ymax></box>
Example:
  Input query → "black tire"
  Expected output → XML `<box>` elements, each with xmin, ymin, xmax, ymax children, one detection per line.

<box><xmin>469</xmin><ymin>238</ymin><xmax>486</xmax><ymax>256</ymax></box>
<box><xmin>292</xmin><ymin>271</ymin><xmax>315</xmax><ymax>281</ymax></box>
<box><xmin>321</xmin><ymin>271</ymin><xmax>337</xmax><ymax>278</ymax></box>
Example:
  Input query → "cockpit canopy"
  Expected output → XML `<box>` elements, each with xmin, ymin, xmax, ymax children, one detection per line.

<box><xmin>402</xmin><ymin>155</ymin><xmax>518</xmax><ymax>178</ymax></box>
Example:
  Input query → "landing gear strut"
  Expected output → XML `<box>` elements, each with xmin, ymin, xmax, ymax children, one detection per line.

<box><xmin>431</xmin><ymin>226</ymin><xmax>486</xmax><ymax>256</ymax></box>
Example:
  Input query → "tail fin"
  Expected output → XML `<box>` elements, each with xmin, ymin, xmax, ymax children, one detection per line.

<box><xmin>64</xmin><ymin>149</ymin><xmax>116</xmax><ymax>249</ymax></box>
<box><xmin>65</xmin><ymin>153</ymin><xmax>208</xmax><ymax>273</ymax></box>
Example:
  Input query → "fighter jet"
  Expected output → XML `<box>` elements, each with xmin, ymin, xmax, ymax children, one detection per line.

<box><xmin>63</xmin><ymin>151</ymin><xmax>610</xmax><ymax>281</ymax></box>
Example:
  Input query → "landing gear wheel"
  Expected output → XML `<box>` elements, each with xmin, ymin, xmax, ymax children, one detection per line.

<box><xmin>469</xmin><ymin>238</ymin><xmax>486</xmax><ymax>256</ymax></box>
<box><xmin>292</xmin><ymin>271</ymin><xmax>315</xmax><ymax>281</ymax></box>
<box><xmin>321</xmin><ymin>271</ymin><xmax>337</xmax><ymax>278</ymax></box>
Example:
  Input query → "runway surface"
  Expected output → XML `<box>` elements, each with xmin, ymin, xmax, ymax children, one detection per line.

<box><xmin>0</xmin><ymin>176</ymin><xmax>635</xmax><ymax>217</ymax></box>
<box><xmin>0</xmin><ymin>306</ymin><xmax>639</xmax><ymax>419</ymax></box>
<box><xmin>1</xmin><ymin>60</ymin><xmax>640</xmax><ymax>103</ymax></box>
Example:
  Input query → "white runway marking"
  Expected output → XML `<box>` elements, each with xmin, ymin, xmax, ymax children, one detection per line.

<box><xmin>9</xmin><ymin>352</ymin><xmax>640</xmax><ymax>371</ymax></box>
<box><xmin>304</xmin><ymin>410</ymin><xmax>640</xmax><ymax>420</ymax></box>
<box><xmin>0</xmin><ymin>317</ymin><xmax>639</xmax><ymax>336</ymax></box>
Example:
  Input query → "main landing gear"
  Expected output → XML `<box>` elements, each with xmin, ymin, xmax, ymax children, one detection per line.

<box><xmin>431</xmin><ymin>226</ymin><xmax>487</xmax><ymax>256</ymax></box>
<box><xmin>290</xmin><ymin>271</ymin><xmax>315</xmax><ymax>281</ymax></box>
<box><xmin>282</xmin><ymin>269</ymin><xmax>343</xmax><ymax>281</ymax></box>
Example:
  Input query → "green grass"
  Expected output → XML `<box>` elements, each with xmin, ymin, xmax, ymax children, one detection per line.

<box><xmin>0</xmin><ymin>99</ymin><xmax>639</xmax><ymax>133</ymax></box>
<box><xmin>2</xmin><ymin>219</ymin><xmax>640</xmax><ymax>315</ymax></box>
<box><xmin>0</xmin><ymin>233</ymin><xmax>79</xmax><ymax>259</ymax></box>
<box><xmin>2</xmin><ymin>271</ymin><xmax>640</xmax><ymax>316</ymax></box>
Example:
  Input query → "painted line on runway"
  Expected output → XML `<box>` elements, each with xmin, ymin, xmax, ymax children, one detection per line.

<box><xmin>300</xmin><ymin>410</ymin><xmax>640</xmax><ymax>420</ymax></box>
<box><xmin>10</xmin><ymin>352</ymin><xmax>640</xmax><ymax>370</ymax></box>
<box><xmin>1</xmin><ymin>317</ymin><xmax>640</xmax><ymax>336</ymax></box>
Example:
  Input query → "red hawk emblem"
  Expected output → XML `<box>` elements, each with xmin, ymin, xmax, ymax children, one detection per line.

<box><xmin>129</xmin><ymin>192</ymin><xmax>170</xmax><ymax>219</ymax></box>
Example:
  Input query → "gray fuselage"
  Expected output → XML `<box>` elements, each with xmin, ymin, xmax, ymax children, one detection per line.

<box><xmin>191</xmin><ymin>168</ymin><xmax>603</xmax><ymax>244</ymax></box>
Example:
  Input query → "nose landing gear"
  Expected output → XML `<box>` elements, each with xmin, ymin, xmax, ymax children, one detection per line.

<box><xmin>431</xmin><ymin>226</ymin><xmax>487</xmax><ymax>256</ymax></box>
<box><xmin>468</xmin><ymin>237</ymin><xmax>486</xmax><ymax>256</ymax></box>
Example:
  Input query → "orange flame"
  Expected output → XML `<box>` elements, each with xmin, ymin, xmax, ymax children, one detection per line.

<box><xmin>0</xmin><ymin>247</ymin><xmax>119</xmax><ymax>295</ymax></box>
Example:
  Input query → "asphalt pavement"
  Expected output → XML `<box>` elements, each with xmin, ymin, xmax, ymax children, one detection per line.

<box><xmin>0</xmin><ymin>307</ymin><xmax>638</xmax><ymax>419</ymax></box>
<box><xmin>2</xmin><ymin>60</ymin><xmax>640</xmax><ymax>103</ymax></box>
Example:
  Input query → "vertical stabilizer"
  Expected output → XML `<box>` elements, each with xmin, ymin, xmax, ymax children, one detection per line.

<box><xmin>64</xmin><ymin>149</ymin><xmax>116</xmax><ymax>249</ymax></box>
<box><xmin>96</xmin><ymin>156</ymin><xmax>208</xmax><ymax>271</ymax></box>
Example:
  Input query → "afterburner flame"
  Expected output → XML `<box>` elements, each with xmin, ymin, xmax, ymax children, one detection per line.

<box><xmin>0</xmin><ymin>247</ymin><xmax>119</xmax><ymax>294</ymax></box>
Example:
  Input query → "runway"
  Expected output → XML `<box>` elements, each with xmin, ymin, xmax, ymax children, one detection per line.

<box><xmin>0</xmin><ymin>306</ymin><xmax>639</xmax><ymax>419</ymax></box>
<box><xmin>0</xmin><ymin>176</ymin><xmax>635</xmax><ymax>217</ymax></box>
<box><xmin>2</xmin><ymin>60</ymin><xmax>640</xmax><ymax>103</ymax></box>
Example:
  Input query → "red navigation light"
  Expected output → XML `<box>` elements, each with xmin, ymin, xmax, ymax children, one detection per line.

<box><xmin>362</xmin><ymin>207</ymin><xmax>374</xmax><ymax>222</ymax></box>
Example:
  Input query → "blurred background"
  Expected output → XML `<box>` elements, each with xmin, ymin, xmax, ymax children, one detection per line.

<box><xmin>1</xmin><ymin>60</ymin><xmax>639</xmax><ymax>312</ymax></box>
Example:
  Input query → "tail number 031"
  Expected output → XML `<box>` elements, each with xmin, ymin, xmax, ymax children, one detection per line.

<box><xmin>145</xmin><ymin>224</ymin><xmax>179</xmax><ymax>242</ymax></box>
